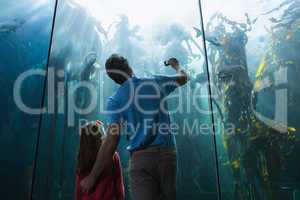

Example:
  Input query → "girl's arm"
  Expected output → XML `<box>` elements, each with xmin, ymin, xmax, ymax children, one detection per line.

<box><xmin>75</xmin><ymin>175</ymin><xmax>82</xmax><ymax>200</ymax></box>
<box><xmin>80</xmin><ymin>123</ymin><xmax>121</xmax><ymax>193</ymax></box>
<box><xmin>114</xmin><ymin>153</ymin><xmax>125</xmax><ymax>200</ymax></box>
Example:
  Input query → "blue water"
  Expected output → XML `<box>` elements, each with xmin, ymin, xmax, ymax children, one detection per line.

<box><xmin>0</xmin><ymin>0</ymin><xmax>299</xmax><ymax>199</ymax></box>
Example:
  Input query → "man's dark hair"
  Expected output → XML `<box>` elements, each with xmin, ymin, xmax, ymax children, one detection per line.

<box><xmin>105</xmin><ymin>54</ymin><xmax>132</xmax><ymax>84</ymax></box>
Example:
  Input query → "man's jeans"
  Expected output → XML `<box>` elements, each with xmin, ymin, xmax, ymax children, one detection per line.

<box><xmin>129</xmin><ymin>147</ymin><xmax>177</xmax><ymax>200</ymax></box>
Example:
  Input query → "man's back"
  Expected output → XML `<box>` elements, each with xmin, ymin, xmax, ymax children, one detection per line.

<box><xmin>106</xmin><ymin>76</ymin><xmax>178</xmax><ymax>152</ymax></box>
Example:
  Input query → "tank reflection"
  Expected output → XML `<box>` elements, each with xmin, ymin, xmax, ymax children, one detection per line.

<box><xmin>201</xmin><ymin>0</ymin><xmax>300</xmax><ymax>199</ymax></box>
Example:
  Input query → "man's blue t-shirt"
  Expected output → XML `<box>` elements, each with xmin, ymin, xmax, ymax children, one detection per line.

<box><xmin>106</xmin><ymin>76</ymin><xmax>179</xmax><ymax>152</ymax></box>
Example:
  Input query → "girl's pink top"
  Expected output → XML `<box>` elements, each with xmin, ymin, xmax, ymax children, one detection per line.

<box><xmin>76</xmin><ymin>153</ymin><xmax>125</xmax><ymax>200</ymax></box>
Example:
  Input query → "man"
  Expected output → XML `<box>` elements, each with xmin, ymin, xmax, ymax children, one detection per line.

<box><xmin>81</xmin><ymin>54</ymin><xmax>189</xmax><ymax>200</ymax></box>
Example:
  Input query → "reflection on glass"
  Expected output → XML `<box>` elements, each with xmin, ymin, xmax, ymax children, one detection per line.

<box><xmin>38</xmin><ymin>0</ymin><xmax>219</xmax><ymax>199</ymax></box>
<box><xmin>201</xmin><ymin>0</ymin><xmax>300</xmax><ymax>199</ymax></box>
<box><xmin>0</xmin><ymin>0</ymin><xmax>55</xmax><ymax>199</ymax></box>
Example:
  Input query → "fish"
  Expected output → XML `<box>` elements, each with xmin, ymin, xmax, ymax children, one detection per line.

<box><xmin>286</xmin><ymin>30</ymin><xmax>293</xmax><ymax>40</ymax></box>
<box><xmin>254</xmin><ymin>79</ymin><xmax>263</xmax><ymax>90</ymax></box>
<box><xmin>288</xmin><ymin>127</ymin><xmax>296</xmax><ymax>133</ymax></box>
<box><xmin>193</xmin><ymin>27</ymin><xmax>203</xmax><ymax>38</ymax></box>
<box><xmin>285</xmin><ymin>60</ymin><xmax>294</xmax><ymax>65</ymax></box>
<box><xmin>221</xmin><ymin>131</ymin><xmax>228</xmax><ymax>150</ymax></box>
<box><xmin>0</xmin><ymin>18</ymin><xmax>26</xmax><ymax>34</ymax></box>
<box><xmin>222</xmin><ymin>161</ymin><xmax>230</xmax><ymax>166</ymax></box>
<box><xmin>231</xmin><ymin>160</ymin><xmax>240</xmax><ymax>169</ymax></box>
<box><xmin>206</xmin><ymin>37</ymin><xmax>222</xmax><ymax>46</ymax></box>
<box><xmin>255</xmin><ymin>122</ymin><xmax>262</xmax><ymax>129</ymax></box>
<box><xmin>256</xmin><ymin>57</ymin><xmax>267</xmax><ymax>78</ymax></box>
<box><xmin>252</xmin><ymin>17</ymin><xmax>259</xmax><ymax>24</ymax></box>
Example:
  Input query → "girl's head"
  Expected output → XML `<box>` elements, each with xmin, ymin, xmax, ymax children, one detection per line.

<box><xmin>77</xmin><ymin>121</ymin><xmax>105</xmax><ymax>177</ymax></box>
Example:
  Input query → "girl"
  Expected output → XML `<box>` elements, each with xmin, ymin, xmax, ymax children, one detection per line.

<box><xmin>76</xmin><ymin>120</ymin><xmax>125</xmax><ymax>200</ymax></box>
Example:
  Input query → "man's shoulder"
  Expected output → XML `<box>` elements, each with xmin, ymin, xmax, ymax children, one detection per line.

<box><xmin>106</xmin><ymin>94</ymin><xmax>122</xmax><ymax>111</ymax></box>
<box><xmin>137</xmin><ymin>77</ymin><xmax>161</xmax><ymax>85</ymax></box>
<box><xmin>108</xmin><ymin>85</ymin><xmax>129</xmax><ymax>103</ymax></box>
<box><xmin>107</xmin><ymin>95</ymin><xmax>118</xmax><ymax>107</ymax></box>
<box><xmin>108</xmin><ymin>89</ymin><xmax>122</xmax><ymax>102</ymax></box>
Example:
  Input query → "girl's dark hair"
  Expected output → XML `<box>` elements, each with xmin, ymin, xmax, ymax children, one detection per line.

<box><xmin>77</xmin><ymin>123</ymin><xmax>102</xmax><ymax>178</ymax></box>
<box><xmin>105</xmin><ymin>54</ymin><xmax>132</xmax><ymax>84</ymax></box>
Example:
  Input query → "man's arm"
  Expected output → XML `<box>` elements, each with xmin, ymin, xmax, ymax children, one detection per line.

<box><xmin>80</xmin><ymin>123</ymin><xmax>121</xmax><ymax>193</ymax></box>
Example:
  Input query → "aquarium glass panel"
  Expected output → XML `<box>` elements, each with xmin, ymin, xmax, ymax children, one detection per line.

<box><xmin>201</xmin><ymin>0</ymin><xmax>300</xmax><ymax>199</ymax></box>
<box><xmin>34</xmin><ymin>0</ymin><xmax>220</xmax><ymax>199</ymax></box>
<box><xmin>0</xmin><ymin>0</ymin><xmax>56</xmax><ymax>199</ymax></box>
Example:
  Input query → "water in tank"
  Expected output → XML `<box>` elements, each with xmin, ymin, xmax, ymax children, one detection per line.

<box><xmin>0</xmin><ymin>0</ymin><xmax>299</xmax><ymax>200</ymax></box>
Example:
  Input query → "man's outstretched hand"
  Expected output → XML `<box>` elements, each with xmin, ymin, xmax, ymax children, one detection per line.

<box><xmin>166</xmin><ymin>58</ymin><xmax>180</xmax><ymax>70</ymax></box>
<box><xmin>80</xmin><ymin>174</ymin><xmax>96</xmax><ymax>194</ymax></box>
<box><xmin>165</xmin><ymin>57</ymin><xmax>189</xmax><ymax>86</ymax></box>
